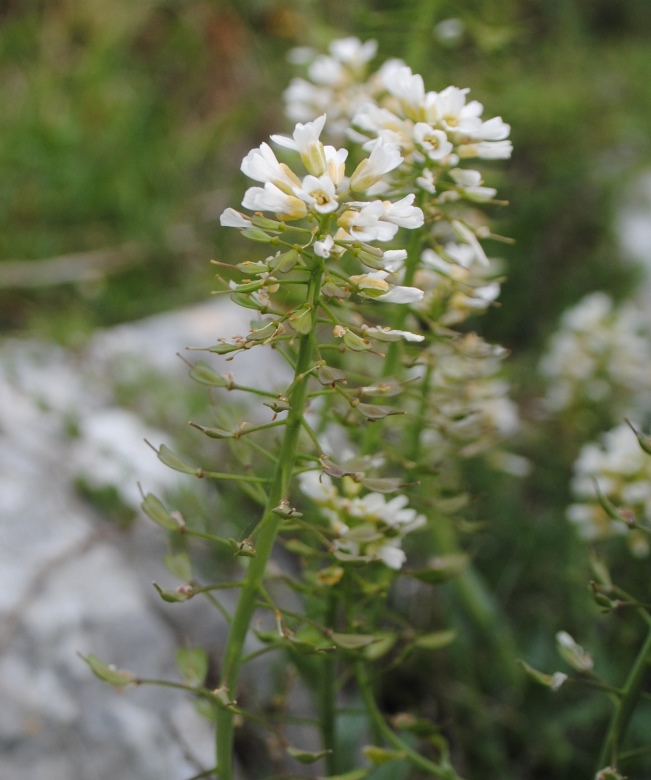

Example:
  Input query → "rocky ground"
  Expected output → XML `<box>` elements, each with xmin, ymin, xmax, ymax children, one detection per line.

<box><xmin>0</xmin><ymin>299</ymin><xmax>290</xmax><ymax>780</ymax></box>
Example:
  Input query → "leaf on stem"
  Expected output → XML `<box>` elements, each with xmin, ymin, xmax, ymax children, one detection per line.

<box><xmin>141</xmin><ymin>492</ymin><xmax>182</xmax><ymax>531</ymax></box>
<box><xmin>354</xmin><ymin>402</ymin><xmax>404</xmax><ymax>421</ymax></box>
<box><xmin>189</xmin><ymin>361</ymin><xmax>231</xmax><ymax>388</ymax></box>
<box><xmin>317</xmin><ymin>365</ymin><xmax>348</xmax><ymax>385</ymax></box>
<box><xmin>412</xmin><ymin>629</ymin><xmax>457</xmax><ymax>651</ymax></box>
<box><xmin>517</xmin><ymin>659</ymin><xmax>568</xmax><ymax>691</ymax></box>
<box><xmin>82</xmin><ymin>654</ymin><xmax>137</xmax><ymax>688</ymax></box>
<box><xmin>330</xmin><ymin>632</ymin><xmax>380</xmax><ymax>651</ymax></box>
<box><xmin>363</xmin><ymin>745</ymin><xmax>406</xmax><ymax>766</ymax></box>
<box><xmin>153</xmin><ymin>582</ymin><xmax>194</xmax><ymax>603</ymax></box>
<box><xmin>287</xmin><ymin>747</ymin><xmax>333</xmax><ymax>764</ymax></box>
<box><xmin>156</xmin><ymin>444</ymin><xmax>202</xmax><ymax>476</ymax></box>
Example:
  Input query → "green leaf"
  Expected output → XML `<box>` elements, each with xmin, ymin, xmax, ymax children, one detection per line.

<box><xmin>157</xmin><ymin>444</ymin><xmax>200</xmax><ymax>476</ymax></box>
<box><xmin>207</xmin><ymin>342</ymin><xmax>243</xmax><ymax>355</ymax></box>
<box><xmin>287</xmin><ymin>630</ymin><xmax>336</xmax><ymax>655</ymax></box>
<box><xmin>517</xmin><ymin>659</ymin><xmax>568</xmax><ymax>691</ymax></box>
<box><xmin>268</xmin><ymin>248</ymin><xmax>299</xmax><ymax>273</ymax></box>
<box><xmin>354</xmin><ymin>402</ymin><xmax>404</xmax><ymax>421</ymax></box>
<box><xmin>413</xmin><ymin>629</ymin><xmax>457</xmax><ymax>651</ymax></box>
<box><xmin>176</xmin><ymin>647</ymin><xmax>208</xmax><ymax>687</ymax></box>
<box><xmin>287</xmin><ymin>746</ymin><xmax>332</xmax><ymax>764</ymax></box>
<box><xmin>152</xmin><ymin>582</ymin><xmax>193</xmax><ymax>602</ymax></box>
<box><xmin>317</xmin><ymin>365</ymin><xmax>348</xmax><ymax>385</ymax></box>
<box><xmin>288</xmin><ymin>305</ymin><xmax>313</xmax><ymax>335</ymax></box>
<box><xmin>141</xmin><ymin>493</ymin><xmax>179</xmax><ymax>531</ymax></box>
<box><xmin>330</xmin><ymin>632</ymin><xmax>379</xmax><ymax>650</ymax></box>
<box><xmin>241</xmin><ymin>227</ymin><xmax>273</xmax><ymax>242</ymax></box>
<box><xmin>626</xmin><ymin>418</ymin><xmax>651</xmax><ymax>455</ymax></box>
<box><xmin>235</xmin><ymin>260</ymin><xmax>269</xmax><ymax>274</ymax></box>
<box><xmin>363</xmin><ymin>745</ymin><xmax>405</xmax><ymax>765</ymax></box>
<box><xmin>363</xmin><ymin>631</ymin><xmax>397</xmax><ymax>661</ymax></box>
<box><xmin>190</xmin><ymin>423</ymin><xmax>235</xmax><ymax>439</ymax></box>
<box><xmin>247</xmin><ymin>321</ymin><xmax>279</xmax><ymax>342</ymax></box>
<box><xmin>83</xmin><ymin>654</ymin><xmax>137</xmax><ymax>687</ymax></box>
<box><xmin>189</xmin><ymin>361</ymin><xmax>230</xmax><ymax>388</ymax></box>
<box><xmin>359</xmin><ymin>477</ymin><xmax>404</xmax><ymax>494</ymax></box>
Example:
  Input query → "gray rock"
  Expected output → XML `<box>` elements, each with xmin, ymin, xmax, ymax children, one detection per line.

<box><xmin>0</xmin><ymin>300</ymin><xmax>287</xmax><ymax>780</ymax></box>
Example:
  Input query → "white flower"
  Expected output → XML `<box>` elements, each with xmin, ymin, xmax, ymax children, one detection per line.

<box><xmin>242</xmin><ymin>182</ymin><xmax>308</xmax><ymax>221</ymax></box>
<box><xmin>220</xmin><ymin>208</ymin><xmax>251</xmax><ymax>228</ymax></box>
<box><xmin>349</xmin><ymin>270</ymin><xmax>391</xmax><ymax>293</ymax></box>
<box><xmin>448</xmin><ymin>168</ymin><xmax>497</xmax><ymax>202</ymax></box>
<box><xmin>298</xmin><ymin>470</ymin><xmax>338</xmax><ymax>504</ymax></box>
<box><xmin>362</xmin><ymin>326</ymin><xmax>425</xmax><ymax>342</ymax></box>
<box><xmin>337</xmin><ymin>202</ymin><xmax>399</xmax><ymax>242</ymax></box>
<box><xmin>382</xmin><ymin>64</ymin><xmax>426</xmax><ymax>118</ymax></box>
<box><xmin>349</xmin><ymin>139</ymin><xmax>403</xmax><ymax>191</ymax></box>
<box><xmin>272</xmin><ymin>115</ymin><xmax>328</xmax><ymax>176</ymax></box>
<box><xmin>457</xmin><ymin>140</ymin><xmax>513</xmax><ymax>160</ymax></box>
<box><xmin>426</xmin><ymin>86</ymin><xmax>483</xmax><ymax>136</ymax></box>
<box><xmin>297</xmin><ymin>174</ymin><xmax>339</xmax><ymax>213</ymax></box>
<box><xmin>240</xmin><ymin>142</ymin><xmax>302</xmax><ymax>190</ymax></box>
<box><xmin>324</xmin><ymin>145</ymin><xmax>348</xmax><ymax>187</ymax></box>
<box><xmin>376</xmin><ymin>285</ymin><xmax>425</xmax><ymax>304</ymax></box>
<box><xmin>314</xmin><ymin>235</ymin><xmax>335</xmax><ymax>258</ymax></box>
<box><xmin>380</xmin><ymin>194</ymin><xmax>424</xmax><ymax>229</ymax></box>
<box><xmin>380</xmin><ymin>249</ymin><xmax>407</xmax><ymax>272</ymax></box>
<box><xmin>329</xmin><ymin>37</ymin><xmax>378</xmax><ymax>68</ymax></box>
<box><xmin>477</xmin><ymin>116</ymin><xmax>511</xmax><ymax>141</ymax></box>
<box><xmin>372</xmin><ymin>541</ymin><xmax>406</xmax><ymax>570</ymax></box>
<box><xmin>416</xmin><ymin>169</ymin><xmax>437</xmax><ymax>193</ymax></box>
<box><xmin>451</xmin><ymin>220</ymin><xmax>489</xmax><ymax>266</ymax></box>
<box><xmin>413</xmin><ymin>123</ymin><xmax>453</xmax><ymax>161</ymax></box>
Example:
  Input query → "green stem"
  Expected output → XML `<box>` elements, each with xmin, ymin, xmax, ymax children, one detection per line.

<box><xmin>408</xmin><ymin>0</ymin><xmax>441</xmax><ymax>74</ymax></box>
<box><xmin>355</xmin><ymin>661</ymin><xmax>462</xmax><ymax>779</ymax></box>
<box><xmin>321</xmin><ymin>593</ymin><xmax>338</xmax><ymax>775</ymax></box>
<box><xmin>597</xmin><ymin>620</ymin><xmax>651</xmax><ymax>771</ymax></box>
<box><xmin>215</xmin><ymin>261</ymin><xmax>324</xmax><ymax>780</ymax></box>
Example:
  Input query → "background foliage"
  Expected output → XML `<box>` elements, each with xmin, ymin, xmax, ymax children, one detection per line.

<box><xmin>3</xmin><ymin>1</ymin><xmax>651</xmax><ymax>778</ymax></box>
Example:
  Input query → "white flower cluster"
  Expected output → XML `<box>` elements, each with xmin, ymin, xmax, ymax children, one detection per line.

<box><xmin>220</xmin><ymin>114</ymin><xmax>426</xmax><ymax>310</ymax></box>
<box><xmin>298</xmin><ymin>470</ymin><xmax>425</xmax><ymax>569</ymax></box>
<box><xmin>283</xmin><ymin>37</ymin><xmax>508</xmax><ymax>336</ymax></box>
<box><xmin>539</xmin><ymin>292</ymin><xmax>651</xmax><ymax>415</ymax></box>
<box><xmin>568</xmin><ymin>423</ymin><xmax>651</xmax><ymax>556</ymax></box>
<box><xmin>417</xmin><ymin>333</ymin><xmax>520</xmax><ymax>460</ymax></box>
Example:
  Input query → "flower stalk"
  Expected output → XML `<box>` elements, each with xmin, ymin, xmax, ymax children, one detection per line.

<box><xmin>216</xmin><ymin>259</ymin><xmax>324</xmax><ymax>779</ymax></box>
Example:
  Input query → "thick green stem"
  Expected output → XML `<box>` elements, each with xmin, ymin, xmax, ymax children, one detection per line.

<box><xmin>215</xmin><ymin>261</ymin><xmax>324</xmax><ymax>779</ymax></box>
<box><xmin>597</xmin><ymin>620</ymin><xmax>651</xmax><ymax>771</ymax></box>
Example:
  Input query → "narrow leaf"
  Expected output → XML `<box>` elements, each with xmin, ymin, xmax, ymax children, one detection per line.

<box><xmin>83</xmin><ymin>654</ymin><xmax>137</xmax><ymax>687</ymax></box>
<box><xmin>363</xmin><ymin>745</ymin><xmax>405</xmax><ymax>766</ymax></box>
<box><xmin>189</xmin><ymin>361</ymin><xmax>230</xmax><ymax>388</ymax></box>
<box><xmin>413</xmin><ymin>629</ymin><xmax>457</xmax><ymax>651</ymax></box>
<box><xmin>157</xmin><ymin>444</ymin><xmax>200</xmax><ymax>476</ymax></box>
<box><xmin>287</xmin><ymin>747</ymin><xmax>332</xmax><ymax>764</ymax></box>
<box><xmin>330</xmin><ymin>632</ymin><xmax>379</xmax><ymax>650</ymax></box>
<box><xmin>141</xmin><ymin>493</ymin><xmax>179</xmax><ymax>531</ymax></box>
